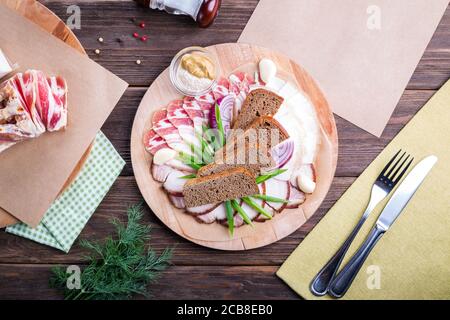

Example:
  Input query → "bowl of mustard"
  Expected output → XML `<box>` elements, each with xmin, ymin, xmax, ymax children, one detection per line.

<box><xmin>170</xmin><ymin>46</ymin><xmax>219</xmax><ymax>97</ymax></box>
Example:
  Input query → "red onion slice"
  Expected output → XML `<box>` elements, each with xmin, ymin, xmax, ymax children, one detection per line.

<box><xmin>271</xmin><ymin>138</ymin><xmax>294</xmax><ymax>169</ymax></box>
<box><xmin>209</xmin><ymin>94</ymin><xmax>234</xmax><ymax>138</ymax></box>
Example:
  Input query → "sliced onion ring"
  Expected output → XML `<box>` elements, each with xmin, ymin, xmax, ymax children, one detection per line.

<box><xmin>271</xmin><ymin>138</ymin><xmax>294</xmax><ymax>169</ymax></box>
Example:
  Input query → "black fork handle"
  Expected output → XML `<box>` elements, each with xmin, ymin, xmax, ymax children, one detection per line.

<box><xmin>309</xmin><ymin>216</ymin><xmax>367</xmax><ymax>296</ymax></box>
<box><xmin>328</xmin><ymin>225</ymin><xmax>385</xmax><ymax>298</ymax></box>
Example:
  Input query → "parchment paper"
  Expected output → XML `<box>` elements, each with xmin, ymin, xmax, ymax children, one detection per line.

<box><xmin>0</xmin><ymin>5</ymin><xmax>128</xmax><ymax>227</ymax></box>
<box><xmin>239</xmin><ymin>0</ymin><xmax>449</xmax><ymax>136</ymax></box>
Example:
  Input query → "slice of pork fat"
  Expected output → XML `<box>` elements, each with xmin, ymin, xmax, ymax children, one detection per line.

<box><xmin>163</xmin><ymin>170</ymin><xmax>189</xmax><ymax>195</ymax></box>
<box><xmin>264</xmin><ymin>179</ymin><xmax>290</xmax><ymax>211</ymax></box>
<box><xmin>169</xmin><ymin>195</ymin><xmax>186</xmax><ymax>209</ymax></box>
<box><xmin>196</xmin><ymin>203</ymin><xmax>227</xmax><ymax>224</ymax></box>
<box><xmin>286</xmin><ymin>185</ymin><xmax>306</xmax><ymax>208</ymax></box>
<box><xmin>186</xmin><ymin>203</ymin><xmax>220</xmax><ymax>216</ymax></box>
<box><xmin>151</xmin><ymin>164</ymin><xmax>173</xmax><ymax>183</ymax></box>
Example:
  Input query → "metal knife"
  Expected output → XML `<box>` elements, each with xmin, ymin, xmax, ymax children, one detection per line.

<box><xmin>328</xmin><ymin>155</ymin><xmax>438</xmax><ymax>298</ymax></box>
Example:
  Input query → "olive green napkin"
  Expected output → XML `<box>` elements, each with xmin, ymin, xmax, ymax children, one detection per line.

<box><xmin>277</xmin><ymin>79</ymin><xmax>450</xmax><ymax>299</ymax></box>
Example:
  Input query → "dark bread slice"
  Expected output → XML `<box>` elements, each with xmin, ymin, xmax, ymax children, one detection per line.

<box><xmin>232</xmin><ymin>88</ymin><xmax>284</xmax><ymax>130</ymax></box>
<box><xmin>197</xmin><ymin>163</ymin><xmax>260</xmax><ymax>177</ymax></box>
<box><xmin>202</xmin><ymin>116</ymin><xmax>289</xmax><ymax>177</ymax></box>
<box><xmin>183</xmin><ymin>167</ymin><xmax>259</xmax><ymax>208</ymax></box>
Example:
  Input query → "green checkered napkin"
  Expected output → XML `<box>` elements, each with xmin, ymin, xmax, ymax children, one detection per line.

<box><xmin>6</xmin><ymin>131</ymin><xmax>125</xmax><ymax>252</ymax></box>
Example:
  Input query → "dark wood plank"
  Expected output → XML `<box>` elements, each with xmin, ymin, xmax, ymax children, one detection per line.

<box><xmin>103</xmin><ymin>89</ymin><xmax>436</xmax><ymax>177</ymax></box>
<box><xmin>1</xmin><ymin>0</ymin><xmax>446</xmax><ymax>300</ymax></box>
<box><xmin>0</xmin><ymin>264</ymin><xmax>298</xmax><ymax>300</ymax></box>
<box><xmin>0</xmin><ymin>176</ymin><xmax>353</xmax><ymax>265</ymax></box>
<box><xmin>40</xmin><ymin>1</ymin><xmax>450</xmax><ymax>90</ymax></box>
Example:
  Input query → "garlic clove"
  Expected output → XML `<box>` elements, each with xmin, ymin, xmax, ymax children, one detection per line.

<box><xmin>259</xmin><ymin>58</ymin><xmax>277</xmax><ymax>83</ymax></box>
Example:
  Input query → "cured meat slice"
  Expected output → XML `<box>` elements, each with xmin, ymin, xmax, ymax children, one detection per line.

<box><xmin>254</xmin><ymin>205</ymin><xmax>275</xmax><ymax>222</ymax></box>
<box><xmin>0</xmin><ymin>70</ymin><xmax>67</xmax><ymax>153</ymax></box>
<box><xmin>151</xmin><ymin>163</ymin><xmax>173</xmax><ymax>183</ymax></box>
<box><xmin>196</xmin><ymin>203</ymin><xmax>228</xmax><ymax>224</ymax></box>
<box><xmin>186</xmin><ymin>203</ymin><xmax>219</xmax><ymax>215</ymax></box>
<box><xmin>153</xmin><ymin>118</ymin><xmax>192</xmax><ymax>155</ymax></box>
<box><xmin>264</xmin><ymin>180</ymin><xmax>290</xmax><ymax>211</ymax></box>
<box><xmin>143</xmin><ymin>129</ymin><xmax>169</xmax><ymax>155</ymax></box>
<box><xmin>169</xmin><ymin>195</ymin><xmax>186</xmax><ymax>209</ymax></box>
<box><xmin>40</xmin><ymin>73</ymin><xmax>68</xmax><ymax>131</ymax></box>
<box><xmin>182</xmin><ymin>97</ymin><xmax>205</xmax><ymax>130</ymax></box>
<box><xmin>228</xmin><ymin>71</ymin><xmax>245</xmax><ymax>96</ymax></box>
<box><xmin>286</xmin><ymin>185</ymin><xmax>306</xmax><ymax>208</ymax></box>
<box><xmin>194</xmin><ymin>91</ymin><xmax>215</xmax><ymax>123</ymax></box>
<box><xmin>165</xmin><ymin>159</ymin><xmax>196</xmax><ymax>173</ymax></box>
<box><xmin>196</xmin><ymin>211</ymin><xmax>216</xmax><ymax>224</ymax></box>
<box><xmin>212</xmin><ymin>77</ymin><xmax>230</xmax><ymax>101</ymax></box>
<box><xmin>229</xmin><ymin>71</ymin><xmax>256</xmax><ymax>120</ymax></box>
<box><xmin>11</xmin><ymin>71</ymin><xmax>44</xmax><ymax>132</ymax></box>
<box><xmin>239</xmin><ymin>201</ymin><xmax>260</xmax><ymax>221</ymax></box>
<box><xmin>152</xmin><ymin>109</ymin><xmax>167</xmax><ymax>126</ymax></box>
<box><xmin>166</xmin><ymin>100</ymin><xmax>192</xmax><ymax>127</ymax></box>
<box><xmin>162</xmin><ymin>170</ymin><xmax>189</xmax><ymax>195</ymax></box>
<box><xmin>166</xmin><ymin>99</ymin><xmax>200</xmax><ymax>148</ymax></box>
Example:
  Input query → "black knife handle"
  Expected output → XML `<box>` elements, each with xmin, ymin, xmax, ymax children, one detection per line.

<box><xmin>310</xmin><ymin>216</ymin><xmax>368</xmax><ymax>296</ymax></box>
<box><xmin>328</xmin><ymin>225</ymin><xmax>385</xmax><ymax>298</ymax></box>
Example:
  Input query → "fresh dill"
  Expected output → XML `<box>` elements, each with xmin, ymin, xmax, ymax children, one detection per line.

<box><xmin>49</xmin><ymin>204</ymin><xmax>172</xmax><ymax>300</ymax></box>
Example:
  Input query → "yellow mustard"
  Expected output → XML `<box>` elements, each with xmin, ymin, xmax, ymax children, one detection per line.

<box><xmin>180</xmin><ymin>53</ymin><xmax>215</xmax><ymax>80</ymax></box>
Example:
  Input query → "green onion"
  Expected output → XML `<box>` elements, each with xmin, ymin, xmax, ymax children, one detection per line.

<box><xmin>215</xmin><ymin>103</ymin><xmax>225</xmax><ymax>147</ymax></box>
<box><xmin>179</xmin><ymin>174</ymin><xmax>197</xmax><ymax>179</ymax></box>
<box><xmin>177</xmin><ymin>151</ymin><xmax>202</xmax><ymax>170</ymax></box>
<box><xmin>242</xmin><ymin>197</ymin><xmax>273</xmax><ymax>220</ymax></box>
<box><xmin>194</xmin><ymin>131</ymin><xmax>214</xmax><ymax>163</ymax></box>
<box><xmin>189</xmin><ymin>143</ymin><xmax>206</xmax><ymax>164</ymax></box>
<box><xmin>255</xmin><ymin>169</ymin><xmax>288</xmax><ymax>184</ymax></box>
<box><xmin>202</xmin><ymin>124</ymin><xmax>221</xmax><ymax>151</ymax></box>
<box><xmin>224</xmin><ymin>200</ymin><xmax>234</xmax><ymax>236</ymax></box>
<box><xmin>231</xmin><ymin>199</ymin><xmax>253</xmax><ymax>226</ymax></box>
<box><xmin>251</xmin><ymin>194</ymin><xmax>288</xmax><ymax>203</ymax></box>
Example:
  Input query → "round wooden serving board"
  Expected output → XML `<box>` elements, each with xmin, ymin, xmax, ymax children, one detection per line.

<box><xmin>131</xmin><ymin>43</ymin><xmax>338</xmax><ymax>250</ymax></box>
<box><xmin>0</xmin><ymin>0</ymin><xmax>92</xmax><ymax>226</ymax></box>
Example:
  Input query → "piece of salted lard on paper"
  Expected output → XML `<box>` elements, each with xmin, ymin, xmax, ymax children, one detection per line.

<box><xmin>0</xmin><ymin>49</ymin><xmax>13</xmax><ymax>79</ymax></box>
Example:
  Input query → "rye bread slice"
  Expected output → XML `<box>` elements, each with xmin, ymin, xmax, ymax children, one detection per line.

<box><xmin>232</xmin><ymin>88</ymin><xmax>284</xmax><ymax>130</ymax></box>
<box><xmin>183</xmin><ymin>167</ymin><xmax>259</xmax><ymax>208</ymax></box>
<box><xmin>200</xmin><ymin>116</ymin><xmax>289</xmax><ymax>177</ymax></box>
<box><xmin>197</xmin><ymin>163</ymin><xmax>260</xmax><ymax>177</ymax></box>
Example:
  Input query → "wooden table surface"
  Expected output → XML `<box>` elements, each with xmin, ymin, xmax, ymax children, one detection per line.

<box><xmin>0</xmin><ymin>0</ymin><xmax>449</xmax><ymax>300</ymax></box>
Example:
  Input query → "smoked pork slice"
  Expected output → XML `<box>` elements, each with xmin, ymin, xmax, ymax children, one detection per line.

<box><xmin>264</xmin><ymin>179</ymin><xmax>290</xmax><ymax>211</ymax></box>
<box><xmin>186</xmin><ymin>202</ymin><xmax>220</xmax><ymax>216</ymax></box>
<box><xmin>286</xmin><ymin>185</ymin><xmax>306</xmax><ymax>208</ymax></box>
<box><xmin>163</xmin><ymin>170</ymin><xmax>189</xmax><ymax>195</ymax></box>
<box><xmin>169</xmin><ymin>195</ymin><xmax>186</xmax><ymax>209</ymax></box>
<box><xmin>151</xmin><ymin>164</ymin><xmax>173</xmax><ymax>183</ymax></box>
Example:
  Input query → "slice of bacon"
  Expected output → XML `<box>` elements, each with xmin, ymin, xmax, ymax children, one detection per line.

<box><xmin>0</xmin><ymin>70</ymin><xmax>67</xmax><ymax>153</ymax></box>
<box><xmin>152</xmin><ymin>118</ymin><xmax>192</xmax><ymax>155</ymax></box>
<box><xmin>212</xmin><ymin>76</ymin><xmax>230</xmax><ymax>101</ymax></box>
<box><xmin>152</xmin><ymin>109</ymin><xmax>167</xmax><ymax>126</ymax></box>
<box><xmin>182</xmin><ymin>96</ymin><xmax>205</xmax><ymax>131</ymax></box>
<box><xmin>143</xmin><ymin>129</ymin><xmax>169</xmax><ymax>155</ymax></box>
<box><xmin>194</xmin><ymin>91</ymin><xmax>215</xmax><ymax>124</ymax></box>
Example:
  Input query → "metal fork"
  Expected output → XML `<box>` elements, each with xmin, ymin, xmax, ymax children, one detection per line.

<box><xmin>310</xmin><ymin>150</ymin><xmax>413</xmax><ymax>296</ymax></box>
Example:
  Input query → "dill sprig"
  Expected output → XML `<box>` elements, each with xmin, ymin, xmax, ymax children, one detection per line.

<box><xmin>49</xmin><ymin>204</ymin><xmax>172</xmax><ymax>300</ymax></box>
